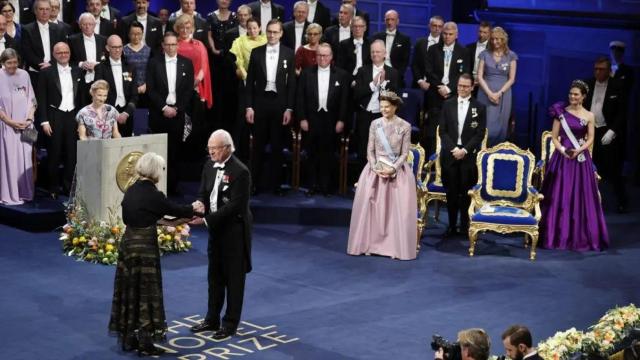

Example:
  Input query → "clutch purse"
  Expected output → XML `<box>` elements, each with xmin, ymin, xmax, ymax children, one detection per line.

<box><xmin>373</xmin><ymin>157</ymin><xmax>395</xmax><ymax>173</ymax></box>
<box><xmin>20</xmin><ymin>127</ymin><xmax>38</xmax><ymax>144</ymax></box>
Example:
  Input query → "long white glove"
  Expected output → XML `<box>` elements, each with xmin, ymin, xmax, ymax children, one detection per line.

<box><xmin>601</xmin><ymin>129</ymin><xmax>616</xmax><ymax>145</ymax></box>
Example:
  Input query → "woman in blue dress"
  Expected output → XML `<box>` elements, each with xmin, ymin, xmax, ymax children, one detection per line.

<box><xmin>477</xmin><ymin>26</ymin><xmax>518</xmax><ymax>146</ymax></box>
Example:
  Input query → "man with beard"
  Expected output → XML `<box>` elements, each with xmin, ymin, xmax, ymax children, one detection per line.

<box><xmin>502</xmin><ymin>325</ymin><xmax>544</xmax><ymax>360</ymax></box>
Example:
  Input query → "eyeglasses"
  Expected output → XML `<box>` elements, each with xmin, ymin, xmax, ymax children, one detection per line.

<box><xmin>457</xmin><ymin>84</ymin><xmax>473</xmax><ymax>89</ymax></box>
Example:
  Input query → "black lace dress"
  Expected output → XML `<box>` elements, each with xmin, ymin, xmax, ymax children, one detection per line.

<box><xmin>108</xmin><ymin>179</ymin><xmax>194</xmax><ymax>348</ymax></box>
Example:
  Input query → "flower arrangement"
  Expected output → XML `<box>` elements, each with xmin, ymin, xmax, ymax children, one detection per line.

<box><xmin>537</xmin><ymin>304</ymin><xmax>640</xmax><ymax>360</ymax></box>
<box><xmin>60</xmin><ymin>201</ymin><xmax>192</xmax><ymax>265</ymax></box>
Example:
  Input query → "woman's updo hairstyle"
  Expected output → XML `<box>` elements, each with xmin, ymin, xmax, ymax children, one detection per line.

<box><xmin>571</xmin><ymin>79</ymin><xmax>589</xmax><ymax>96</ymax></box>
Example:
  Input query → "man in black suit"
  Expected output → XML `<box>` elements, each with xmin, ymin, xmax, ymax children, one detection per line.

<box><xmin>296</xmin><ymin>43</ymin><xmax>349</xmax><ymax>196</ymax></box>
<box><xmin>245</xmin><ymin>19</ymin><xmax>296</xmax><ymax>195</ymax></box>
<box><xmin>321</xmin><ymin>3</ymin><xmax>352</xmax><ymax>58</ymax></box>
<box><xmin>37</xmin><ymin>42</ymin><xmax>84</xmax><ymax>199</ymax></box>
<box><xmin>94</xmin><ymin>35</ymin><xmax>138</xmax><ymax>136</ymax></box>
<box><xmin>411</xmin><ymin>15</ymin><xmax>443</xmax><ymax>97</ymax></box>
<box><xmin>167</xmin><ymin>0</ymin><xmax>208</xmax><ymax>44</ymax></box>
<box><xmin>371</xmin><ymin>10</ymin><xmax>410</xmax><ymax>88</ymax></box>
<box><xmin>99</xmin><ymin>0</ymin><xmax>120</xmax><ymax>24</ymax></box>
<box><xmin>247</xmin><ymin>0</ymin><xmax>284</xmax><ymax>33</ymax></box>
<box><xmin>13</xmin><ymin>0</ymin><xmax>34</xmax><ymax>24</ymax></box>
<box><xmin>146</xmin><ymin>31</ymin><xmax>194</xmax><ymax>194</ymax></box>
<box><xmin>424</xmin><ymin>21</ymin><xmax>469</xmax><ymax>156</ymax></box>
<box><xmin>21</xmin><ymin>0</ymin><xmax>66</xmax><ymax>86</ymax></box>
<box><xmin>190</xmin><ymin>130</ymin><xmax>252</xmax><ymax>341</ymax></box>
<box><xmin>69</xmin><ymin>12</ymin><xmax>106</xmax><ymax>88</ymax></box>
<box><xmin>306</xmin><ymin>0</ymin><xmax>330</xmax><ymax>30</ymax></box>
<box><xmin>0</xmin><ymin>14</ymin><xmax>18</xmax><ymax>52</ymax></box>
<box><xmin>336</xmin><ymin>16</ymin><xmax>369</xmax><ymax>78</ymax></box>
<box><xmin>609</xmin><ymin>41</ymin><xmax>634</xmax><ymax>98</ymax></box>
<box><xmin>119</xmin><ymin>0</ymin><xmax>163</xmax><ymax>54</ymax></box>
<box><xmin>332</xmin><ymin>0</ymin><xmax>369</xmax><ymax>37</ymax></box>
<box><xmin>438</xmin><ymin>74</ymin><xmax>485</xmax><ymax>237</ymax></box>
<box><xmin>352</xmin><ymin>39</ymin><xmax>399</xmax><ymax>169</ymax></box>
<box><xmin>466</xmin><ymin>21</ymin><xmax>491</xmax><ymax>91</ymax></box>
<box><xmin>282</xmin><ymin>1</ymin><xmax>309</xmax><ymax>53</ymax></box>
<box><xmin>49</xmin><ymin>0</ymin><xmax>72</xmax><ymax>36</ymax></box>
<box><xmin>85</xmin><ymin>0</ymin><xmax>116</xmax><ymax>37</ymax></box>
<box><xmin>501</xmin><ymin>325</ymin><xmax>544</xmax><ymax>360</ymax></box>
<box><xmin>158</xmin><ymin>7</ymin><xmax>169</xmax><ymax>34</ymax></box>
<box><xmin>585</xmin><ymin>57</ymin><xmax>628</xmax><ymax>213</ymax></box>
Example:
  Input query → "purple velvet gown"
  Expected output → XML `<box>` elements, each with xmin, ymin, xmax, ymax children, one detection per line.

<box><xmin>540</xmin><ymin>102</ymin><xmax>609</xmax><ymax>251</ymax></box>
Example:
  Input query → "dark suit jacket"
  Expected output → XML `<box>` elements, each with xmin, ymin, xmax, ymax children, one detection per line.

<box><xmin>94</xmin><ymin>58</ymin><xmax>139</xmax><ymax>116</ymax></box>
<box><xmin>17</xmin><ymin>0</ymin><xmax>35</xmax><ymax>24</ymax></box>
<box><xmin>296</xmin><ymin>65</ymin><xmax>349</xmax><ymax>127</ymax></box>
<box><xmin>439</xmin><ymin>96</ymin><xmax>487</xmax><ymax>168</ymax></box>
<box><xmin>336</xmin><ymin>37</ymin><xmax>371</xmax><ymax>77</ymax></box>
<box><xmin>69</xmin><ymin>33</ymin><xmax>107</xmax><ymax>67</ymax></box>
<box><xmin>1</xmin><ymin>33</ymin><xmax>18</xmax><ymax>53</ymax></box>
<box><xmin>371</xmin><ymin>30</ymin><xmax>411</xmax><ymax>87</ymax></box>
<box><xmin>282</xmin><ymin>21</ymin><xmax>309</xmax><ymax>51</ymax></box>
<box><xmin>353</xmin><ymin>64</ymin><xmax>399</xmax><ymax>111</ymax></box>
<box><xmin>465</xmin><ymin>41</ymin><xmax>485</xmax><ymax>77</ymax></box>
<box><xmin>103</xmin><ymin>5</ymin><xmax>121</xmax><ymax>23</ymax></box>
<box><xmin>21</xmin><ymin>21</ymin><xmax>66</xmax><ymax>71</ymax></box>
<box><xmin>425</xmin><ymin>41</ymin><xmax>469</xmax><ymax>104</ymax></box>
<box><xmin>584</xmin><ymin>77</ymin><xmax>626</xmax><ymax>136</ymax></box>
<box><xmin>245</xmin><ymin>44</ymin><xmax>296</xmax><ymax>111</ymax></box>
<box><xmin>613</xmin><ymin>63</ymin><xmax>634</xmax><ymax>98</ymax></box>
<box><xmin>411</xmin><ymin>35</ymin><xmax>441</xmax><ymax>87</ymax></box>
<box><xmin>35</xmin><ymin>63</ymin><xmax>84</xmax><ymax>125</ymax></box>
<box><xmin>308</xmin><ymin>0</ymin><xmax>331</xmax><ymax>30</ymax></box>
<box><xmin>332</xmin><ymin>8</ymin><xmax>370</xmax><ymax>36</ymax></box>
<box><xmin>119</xmin><ymin>13</ymin><xmax>163</xmax><ymax>53</ymax></box>
<box><xmin>61</xmin><ymin>0</ymin><xmax>74</xmax><ymax>24</ymax></box>
<box><xmin>198</xmin><ymin>156</ymin><xmax>253</xmax><ymax>272</ymax></box>
<box><xmin>145</xmin><ymin>54</ymin><xmax>195</xmax><ymax>115</ymax></box>
<box><xmin>247</xmin><ymin>1</ymin><xmax>285</xmax><ymax>22</ymax></box>
<box><xmin>223</xmin><ymin>26</ymin><xmax>241</xmax><ymax>53</ymax></box>
<box><xmin>321</xmin><ymin>25</ymin><xmax>347</xmax><ymax>58</ymax></box>
<box><xmin>51</xmin><ymin>20</ymin><xmax>72</xmax><ymax>38</ymax></box>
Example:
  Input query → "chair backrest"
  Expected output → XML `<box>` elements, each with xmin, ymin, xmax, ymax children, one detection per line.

<box><xmin>540</xmin><ymin>131</ymin><xmax>555</xmax><ymax>165</ymax></box>
<box><xmin>407</xmin><ymin>143</ymin><xmax>426</xmax><ymax>181</ymax></box>
<box><xmin>476</xmin><ymin>142</ymin><xmax>535</xmax><ymax>207</ymax></box>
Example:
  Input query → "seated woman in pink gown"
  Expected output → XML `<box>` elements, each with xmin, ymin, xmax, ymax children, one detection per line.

<box><xmin>347</xmin><ymin>91</ymin><xmax>417</xmax><ymax>260</ymax></box>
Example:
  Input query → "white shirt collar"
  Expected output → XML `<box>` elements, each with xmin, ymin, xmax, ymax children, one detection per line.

<box><xmin>478</xmin><ymin>40</ymin><xmax>488</xmax><ymax>46</ymax></box>
<box><xmin>261</xmin><ymin>1</ymin><xmax>271</xmax><ymax>7</ymax></box>
<box><xmin>523</xmin><ymin>351</ymin><xmax>538</xmax><ymax>360</ymax></box>
<box><xmin>443</xmin><ymin>43</ymin><xmax>455</xmax><ymax>51</ymax></box>
<box><xmin>339</xmin><ymin>24</ymin><xmax>350</xmax><ymax>31</ymax></box>
<box><xmin>267</xmin><ymin>44</ymin><xmax>279</xmax><ymax>50</ymax></box>
<box><xmin>83</xmin><ymin>34</ymin><xmax>95</xmax><ymax>41</ymax></box>
<box><xmin>38</xmin><ymin>21</ymin><xmax>49</xmax><ymax>29</ymax></box>
<box><xmin>214</xmin><ymin>154</ymin><xmax>232</xmax><ymax>168</ymax></box>
<box><xmin>386</xmin><ymin>29</ymin><xmax>396</xmax><ymax>35</ymax></box>
<box><xmin>136</xmin><ymin>14</ymin><xmax>147</xmax><ymax>21</ymax></box>
<box><xmin>57</xmin><ymin>63</ymin><xmax>70</xmax><ymax>72</ymax></box>
<box><xmin>458</xmin><ymin>95</ymin><xmax>471</xmax><ymax>103</ymax></box>
<box><xmin>428</xmin><ymin>34</ymin><xmax>439</xmax><ymax>42</ymax></box>
<box><xmin>318</xmin><ymin>65</ymin><xmax>330</xmax><ymax>72</ymax></box>
<box><xmin>109</xmin><ymin>57</ymin><xmax>122</xmax><ymax>65</ymax></box>
<box><xmin>373</xmin><ymin>63</ymin><xmax>384</xmax><ymax>71</ymax></box>
<box><xmin>596</xmin><ymin>79</ymin><xmax>608</xmax><ymax>86</ymax></box>
<box><xmin>353</xmin><ymin>38</ymin><xmax>363</xmax><ymax>45</ymax></box>
<box><xmin>295</xmin><ymin>21</ymin><xmax>305</xmax><ymax>27</ymax></box>
<box><xmin>165</xmin><ymin>54</ymin><xmax>178</xmax><ymax>62</ymax></box>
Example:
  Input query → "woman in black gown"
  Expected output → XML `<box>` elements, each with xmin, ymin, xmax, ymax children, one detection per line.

<box><xmin>109</xmin><ymin>152</ymin><xmax>198</xmax><ymax>356</ymax></box>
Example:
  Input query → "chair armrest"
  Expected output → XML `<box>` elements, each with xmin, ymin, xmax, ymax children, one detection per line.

<box><xmin>527</xmin><ymin>186</ymin><xmax>544</xmax><ymax>220</ymax></box>
<box><xmin>467</xmin><ymin>185</ymin><xmax>481</xmax><ymax>219</ymax></box>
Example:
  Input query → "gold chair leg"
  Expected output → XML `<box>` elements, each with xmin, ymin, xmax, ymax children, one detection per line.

<box><xmin>468</xmin><ymin>229</ymin><xmax>478</xmax><ymax>257</ymax></box>
<box><xmin>530</xmin><ymin>232</ymin><xmax>539</xmax><ymax>261</ymax></box>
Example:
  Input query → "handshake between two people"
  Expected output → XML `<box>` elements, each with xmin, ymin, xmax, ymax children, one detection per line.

<box><xmin>189</xmin><ymin>201</ymin><xmax>206</xmax><ymax>225</ymax></box>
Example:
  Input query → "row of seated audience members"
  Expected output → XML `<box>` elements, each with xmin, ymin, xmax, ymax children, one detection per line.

<box><xmin>0</xmin><ymin>0</ymin><xmax>633</xmax><ymax>207</ymax></box>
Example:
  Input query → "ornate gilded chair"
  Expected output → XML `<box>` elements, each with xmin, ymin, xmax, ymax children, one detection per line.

<box><xmin>467</xmin><ymin>142</ymin><xmax>544</xmax><ymax>260</ymax></box>
<box><xmin>407</xmin><ymin>143</ymin><xmax>427</xmax><ymax>250</ymax></box>
<box><xmin>423</xmin><ymin>126</ymin><xmax>488</xmax><ymax>227</ymax></box>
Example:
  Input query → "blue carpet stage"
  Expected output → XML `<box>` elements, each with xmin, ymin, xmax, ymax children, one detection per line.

<box><xmin>1</xmin><ymin>185</ymin><xmax>639</xmax><ymax>359</ymax></box>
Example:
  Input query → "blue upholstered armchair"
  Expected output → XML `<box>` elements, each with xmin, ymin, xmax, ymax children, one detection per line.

<box><xmin>407</xmin><ymin>143</ymin><xmax>427</xmax><ymax>250</ymax></box>
<box><xmin>467</xmin><ymin>142</ymin><xmax>544</xmax><ymax>260</ymax></box>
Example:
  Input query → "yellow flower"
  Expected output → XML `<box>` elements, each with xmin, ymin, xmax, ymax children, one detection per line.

<box><xmin>105</xmin><ymin>244</ymin><xmax>114</xmax><ymax>252</ymax></box>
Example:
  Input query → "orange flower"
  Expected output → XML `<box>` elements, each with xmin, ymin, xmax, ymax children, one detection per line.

<box><xmin>111</xmin><ymin>226</ymin><xmax>120</xmax><ymax>235</ymax></box>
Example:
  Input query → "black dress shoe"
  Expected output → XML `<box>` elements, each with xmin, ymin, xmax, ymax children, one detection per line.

<box><xmin>190</xmin><ymin>321</ymin><xmax>219</xmax><ymax>333</ymax></box>
<box><xmin>212</xmin><ymin>327</ymin><xmax>236</xmax><ymax>340</ymax></box>
<box><xmin>443</xmin><ymin>227</ymin><xmax>458</xmax><ymax>238</ymax></box>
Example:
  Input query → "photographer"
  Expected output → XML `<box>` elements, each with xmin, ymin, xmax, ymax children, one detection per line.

<box><xmin>434</xmin><ymin>329</ymin><xmax>491</xmax><ymax>360</ymax></box>
<box><xmin>502</xmin><ymin>325</ymin><xmax>543</xmax><ymax>360</ymax></box>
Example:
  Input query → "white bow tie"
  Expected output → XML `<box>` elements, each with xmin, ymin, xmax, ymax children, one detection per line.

<box><xmin>386</xmin><ymin>32</ymin><xmax>395</xmax><ymax>37</ymax></box>
<box><xmin>213</xmin><ymin>163</ymin><xmax>225</xmax><ymax>169</ymax></box>
<box><xmin>166</xmin><ymin>58</ymin><xmax>177</xmax><ymax>64</ymax></box>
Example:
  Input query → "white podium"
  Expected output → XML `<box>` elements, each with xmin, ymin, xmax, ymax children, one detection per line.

<box><xmin>76</xmin><ymin>134</ymin><xmax>168</xmax><ymax>221</ymax></box>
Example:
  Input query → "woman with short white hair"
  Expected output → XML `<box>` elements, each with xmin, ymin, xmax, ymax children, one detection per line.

<box><xmin>109</xmin><ymin>152</ymin><xmax>199</xmax><ymax>356</ymax></box>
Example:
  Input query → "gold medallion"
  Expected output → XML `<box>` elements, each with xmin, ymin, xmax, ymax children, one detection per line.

<box><xmin>116</xmin><ymin>151</ymin><xmax>144</xmax><ymax>193</ymax></box>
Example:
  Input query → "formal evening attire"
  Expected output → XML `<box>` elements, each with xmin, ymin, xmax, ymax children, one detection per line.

<box><xmin>294</xmin><ymin>46</ymin><xmax>317</xmax><ymax>71</ymax></box>
<box><xmin>14</xmin><ymin>0</ymin><xmax>35</xmax><ymax>24</ymax></box>
<box><xmin>36</xmin><ymin>63</ymin><xmax>84</xmax><ymax>195</ymax></box>
<box><xmin>371</xmin><ymin>29</ymin><xmax>411</xmax><ymax>88</ymax></box>
<box><xmin>247</xmin><ymin>0</ymin><xmax>285</xmax><ymax>33</ymax></box>
<box><xmin>476</xmin><ymin>49</ymin><xmax>518</xmax><ymax>145</ymax></box>
<box><xmin>245</xmin><ymin>43</ymin><xmax>296</xmax><ymax>193</ymax></box>
<box><xmin>198</xmin><ymin>155</ymin><xmax>252</xmax><ymax>333</ymax></box>
<box><xmin>229</xmin><ymin>35</ymin><xmax>267</xmax><ymax>81</ymax></box>
<box><xmin>208</xmin><ymin>10</ymin><xmax>238</xmax><ymax>134</ymax></box>
<box><xmin>411</xmin><ymin>34</ymin><xmax>440</xmax><ymax>88</ymax></box>
<box><xmin>146</xmin><ymin>54</ymin><xmax>194</xmax><ymax>193</ymax></box>
<box><xmin>306</xmin><ymin>0</ymin><xmax>331</xmax><ymax>30</ymax></box>
<box><xmin>123</xmin><ymin>43</ymin><xmax>151</xmax><ymax>88</ymax></box>
<box><xmin>69</xmin><ymin>32</ymin><xmax>107</xmax><ymax>86</ymax></box>
<box><xmin>540</xmin><ymin>102</ymin><xmax>609</xmax><ymax>251</ymax></box>
<box><xmin>336</xmin><ymin>37</ymin><xmax>371</xmax><ymax>77</ymax></box>
<box><xmin>167</xmin><ymin>14</ymin><xmax>209</xmax><ymax>45</ymax></box>
<box><xmin>439</xmin><ymin>96</ymin><xmax>487</xmax><ymax>233</ymax></box>
<box><xmin>109</xmin><ymin>179</ymin><xmax>194</xmax><ymax>351</ymax></box>
<box><xmin>178</xmin><ymin>37</ymin><xmax>213</xmax><ymax>109</ymax></box>
<box><xmin>296</xmin><ymin>64</ymin><xmax>349</xmax><ymax>193</ymax></box>
<box><xmin>20</xmin><ymin>20</ymin><xmax>65</xmax><ymax>85</ymax></box>
<box><xmin>347</xmin><ymin>116</ymin><xmax>417</xmax><ymax>260</ymax></box>
<box><xmin>282</xmin><ymin>20</ymin><xmax>308</xmax><ymax>53</ymax></box>
<box><xmin>93</xmin><ymin>58</ymin><xmax>138</xmax><ymax>136</ymax></box>
<box><xmin>0</xmin><ymin>68</ymin><xmax>35</xmax><ymax>205</ymax></box>
<box><xmin>321</xmin><ymin>24</ymin><xmax>349</xmax><ymax>60</ymax></box>
<box><xmin>76</xmin><ymin>104</ymin><xmax>119</xmax><ymax>139</ymax></box>
<box><xmin>331</xmin><ymin>8</ymin><xmax>369</xmax><ymax>37</ymax></box>
<box><xmin>0</xmin><ymin>32</ymin><xmax>18</xmax><ymax>53</ymax></box>
<box><xmin>119</xmin><ymin>13</ymin><xmax>163</xmax><ymax>55</ymax></box>
<box><xmin>584</xmin><ymin>77</ymin><xmax>627</xmax><ymax>210</ymax></box>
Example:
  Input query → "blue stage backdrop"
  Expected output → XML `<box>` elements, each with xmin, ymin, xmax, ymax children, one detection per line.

<box><xmin>101</xmin><ymin>0</ymin><xmax>638</xmax><ymax>153</ymax></box>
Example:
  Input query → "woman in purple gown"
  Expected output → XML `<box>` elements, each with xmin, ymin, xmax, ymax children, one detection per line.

<box><xmin>540</xmin><ymin>80</ymin><xmax>609</xmax><ymax>251</ymax></box>
<box><xmin>0</xmin><ymin>49</ymin><xmax>36</xmax><ymax>205</ymax></box>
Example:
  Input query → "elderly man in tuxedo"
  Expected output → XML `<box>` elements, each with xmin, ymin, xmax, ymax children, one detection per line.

<box><xmin>85</xmin><ymin>0</ymin><xmax>115</xmax><ymax>37</ymax></box>
<box><xmin>119</xmin><ymin>0</ymin><xmax>163</xmax><ymax>54</ymax></box>
<box><xmin>190</xmin><ymin>130</ymin><xmax>252</xmax><ymax>341</ymax></box>
<box><xmin>296</xmin><ymin>43</ymin><xmax>349</xmax><ymax>196</ymax></box>
<box><xmin>146</xmin><ymin>31</ymin><xmax>194</xmax><ymax>194</ymax></box>
<box><xmin>332</xmin><ymin>0</ymin><xmax>369</xmax><ymax>37</ymax></box>
<box><xmin>69</xmin><ymin>12</ymin><xmax>106</xmax><ymax>86</ymax></box>
<box><xmin>371</xmin><ymin>10</ymin><xmax>410</xmax><ymax>88</ymax></box>
<box><xmin>306</xmin><ymin>0</ymin><xmax>330</xmax><ymax>30</ymax></box>
<box><xmin>36</xmin><ymin>42</ymin><xmax>84</xmax><ymax>199</ymax></box>
<box><xmin>352</xmin><ymin>39</ymin><xmax>399</xmax><ymax>170</ymax></box>
<box><xmin>282</xmin><ymin>1</ymin><xmax>309</xmax><ymax>53</ymax></box>
<box><xmin>21</xmin><ymin>0</ymin><xmax>67</xmax><ymax>86</ymax></box>
<box><xmin>424</xmin><ymin>21</ymin><xmax>469</xmax><ymax>156</ymax></box>
<box><xmin>439</xmin><ymin>74</ymin><xmax>486</xmax><ymax>237</ymax></box>
<box><xmin>321</xmin><ymin>3</ymin><xmax>352</xmax><ymax>58</ymax></box>
<box><xmin>585</xmin><ymin>57</ymin><xmax>628</xmax><ymax>213</ymax></box>
<box><xmin>247</xmin><ymin>0</ymin><xmax>284</xmax><ymax>34</ymax></box>
<box><xmin>245</xmin><ymin>19</ymin><xmax>296</xmax><ymax>196</ymax></box>
<box><xmin>94</xmin><ymin>35</ymin><xmax>138</xmax><ymax>136</ymax></box>
<box><xmin>336</xmin><ymin>15</ymin><xmax>369</xmax><ymax>78</ymax></box>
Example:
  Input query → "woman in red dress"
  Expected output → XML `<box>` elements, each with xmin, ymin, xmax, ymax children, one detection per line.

<box><xmin>295</xmin><ymin>23</ymin><xmax>323</xmax><ymax>76</ymax></box>
<box><xmin>174</xmin><ymin>14</ymin><xmax>213</xmax><ymax>109</ymax></box>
